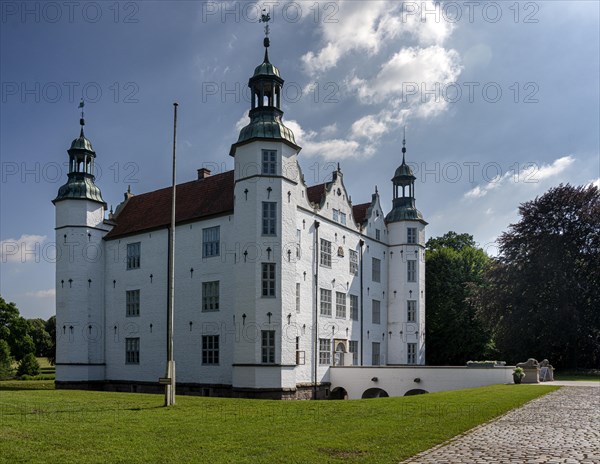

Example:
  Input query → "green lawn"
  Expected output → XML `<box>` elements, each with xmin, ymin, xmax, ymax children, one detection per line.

<box><xmin>0</xmin><ymin>383</ymin><xmax>558</xmax><ymax>464</ymax></box>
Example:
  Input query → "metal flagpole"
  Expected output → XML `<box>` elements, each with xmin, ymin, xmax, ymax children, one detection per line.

<box><xmin>164</xmin><ymin>102</ymin><xmax>178</xmax><ymax>406</ymax></box>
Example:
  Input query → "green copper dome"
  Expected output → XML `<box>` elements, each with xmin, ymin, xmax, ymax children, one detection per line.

<box><xmin>70</xmin><ymin>133</ymin><xmax>94</xmax><ymax>153</ymax></box>
<box><xmin>54</xmin><ymin>174</ymin><xmax>105</xmax><ymax>204</ymax></box>
<box><xmin>393</xmin><ymin>161</ymin><xmax>415</xmax><ymax>180</ymax></box>
<box><xmin>236</xmin><ymin>108</ymin><xmax>296</xmax><ymax>145</ymax></box>
<box><xmin>253</xmin><ymin>61</ymin><xmax>280</xmax><ymax>78</ymax></box>
<box><xmin>385</xmin><ymin>199</ymin><xmax>425</xmax><ymax>223</ymax></box>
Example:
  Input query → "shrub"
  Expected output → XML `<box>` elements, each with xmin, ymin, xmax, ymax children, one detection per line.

<box><xmin>17</xmin><ymin>353</ymin><xmax>40</xmax><ymax>377</ymax></box>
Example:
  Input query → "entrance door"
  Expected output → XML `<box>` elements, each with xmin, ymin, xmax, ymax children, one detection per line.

<box><xmin>334</xmin><ymin>342</ymin><xmax>346</xmax><ymax>366</ymax></box>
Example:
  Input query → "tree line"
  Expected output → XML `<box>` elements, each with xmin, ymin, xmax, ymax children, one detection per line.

<box><xmin>425</xmin><ymin>184</ymin><xmax>599</xmax><ymax>369</ymax></box>
<box><xmin>0</xmin><ymin>296</ymin><xmax>55</xmax><ymax>379</ymax></box>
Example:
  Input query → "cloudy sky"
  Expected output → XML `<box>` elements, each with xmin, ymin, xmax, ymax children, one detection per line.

<box><xmin>1</xmin><ymin>1</ymin><xmax>598</xmax><ymax>319</ymax></box>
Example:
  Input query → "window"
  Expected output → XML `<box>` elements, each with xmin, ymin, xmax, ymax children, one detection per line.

<box><xmin>375</xmin><ymin>229</ymin><xmax>381</xmax><ymax>241</ymax></box>
<box><xmin>126</xmin><ymin>242</ymin><xmax>140</xmax><ymax>269</ymax></box>
<box><xmin>126</xmin><ymin>290</ymin><xmax>140</xmax><ymax>317</ymax></box>
<box><xmin>372</xmin><ymin>258</ymin><xmax>381</xmax><ymax>283</ymax></box>
<box><xmin>262</xmin><ymin>202</ymin><xmax>276</xmax><ymax>236</ymax></box>
<box><xmin>407</xmin><ymin>343</ymin><xmax>417</xmax><ymax>364</ymax></box>
<box><xmin>349</xmin><ymin>340</ymin><xmax>358</xmax><ymax>365</ymax></box>
<box><xmin>320</xmin><ymin>288</ymin><xmax>332</xmax><ymax>316</ymax></box>
<box><xmin>407</xmin><ymin>300</ymin><xmax>417</xmax><ymax>323</ymax></box>
<box><xmin>202</xmin><ymin>281</ymin><xmax>219</xmax><ymax>311</ymax></box>
<box><xmin>332</xmin><ymin>209</ymin><xmax>339</xmax><ymax>222</ymax></box>
<box><xmin>202</xmin><ymin>335</ymin><xmax>219</xmax><ymax>365</ymax></box>
<box><xmin>296</xmin><ymin>337</ymin><xmax>305</xmax><ymax>365</ymax></box>
<box><xmin>350</xmin><ymin>294</ymin><xmax>359</xmax><ymax>321</ymax></box>
<box><xmin>202</xmin><ymin>226</ymin><xmax>220</xmax><ymax>258</ymax></box>
<box><xmin>262</xmin><ymin>149</ymin><xmax>276</xmax><ymax>175</ymax></box>
<box><xmin>349</xmin><ymin>249</ymin><xmax>358</xmax><ymax>275</ymax></box>
<box><xmin>296</xmin><ymin>229</ymin><xmax>301</xmax><ymax>258</ymax></box>
<box><xmin>372</xmin><ymin>342</ymin><xmax>380</xmax><ymax>365</ymax></box>
<box><xmin>319</xmin><ymin>338</ymin><xmax>331</xmax><ymax>365</ymax></box>
<box><xmin>372</xmin><ymin>299</ymin><xmax>381</xmax><ymax>324</ymax></box>
<box><xmin>296</xmin><ymin>283</ymin><xmax>301</xmax><ymax>313</ymax></box>
<box><xmin>407</xmin><ymin>260</ymin><xmax>416</xmax><ymax>282</ymax></box>
<box><xmin>262</xmin><ymin>263</ymin><xmax>276</xmax><ymax>297</ymax></box>
<box><xmin>125</xmin><ymin>338</ymin><xmax>140</xmax><ymax>364</ymax></box>
<box><xmin>340</xmin><ymin>212</ymin><xmax>347</xmax><ymax>225</ymax></box>
<box><xmin>320</xmin><ymin>239</ymin><xmax>332</xmax><ymax>267</ymax></box>
<box><xmin>407</xmin><ymin>227</ymin><xmax>417</xmax><ymax>244</ymax></box>
<box><xmin>335</xmin><ymin>292</ymin><xmax>346</xmax><ymax>318</ymax></box>
<box><xmin>261</xmin><ymin>330</ymin><xmax>275</xmax><ymax>363</ymax></box>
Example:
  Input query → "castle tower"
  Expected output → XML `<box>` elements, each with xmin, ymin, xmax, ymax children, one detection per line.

<box><xmin>385</xmin><ymin>134</ymin><xmax>427</xmax><ymax>365</ymax></box>
<box><xmin>229</xmin><ymin>19</ymin><xmax>302</xmax><ymax>395</ymax></box>
<box><xmin>53</xmin><ymin>105</ymin><xmax>111</xmax><ymax>384</ymax></box>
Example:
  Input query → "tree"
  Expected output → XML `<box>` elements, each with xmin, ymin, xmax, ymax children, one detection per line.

<box><xmin>45</xmin><ymin>316</ymin><xmax>56</xmax><ymax>365</ymax></box>
<box><xmin>27</xmin><ymin>318</ymin><xmax>52</xmax><ymax>357</ymax></box>
<box><xmin>17</xmin><ymin>352</ymin><xmax>40</xmax><ymax>377</ymax></box>
<box><xmin>425</xmin><ymin>232</ymin><xmax>494</xmax><ymax>365</ymax></box>
<box><xmin>0</xmin><ymin>296</ymin><xmax>34</xmax><ymax>361</ymax></box>
<box><xmin>0</xmin><ymin>339</ymin><xmax>14</xmax><ymax>380</ymax></box>
<box><xmin>473</xmin><ymin>184</ymin><xmax>600</xmax><ymax>368</ymax></box>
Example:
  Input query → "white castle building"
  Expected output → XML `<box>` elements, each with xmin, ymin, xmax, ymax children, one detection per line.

<box><xmin>53</xmin><ymin>34</ymin><xmax>427</xmax><ymax>399</ymax></box>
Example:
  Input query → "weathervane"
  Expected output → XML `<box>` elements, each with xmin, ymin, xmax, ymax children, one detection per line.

<box><xmin>78</xmin><ymin>98</ymin><xmax>85</xmax><ymax>134</ymax></box>
<box><xmin>259</xmin><ymin>9</ymin><xmax>271</xmax><ymax>59</ymax></box>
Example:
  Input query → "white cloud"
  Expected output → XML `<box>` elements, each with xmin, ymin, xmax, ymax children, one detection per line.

<box><xmin>0</xmin><ymin>234</ymin><xmax>47</xmax><ymax>264</ymax></box>
<box><xmin>301</xmin><ymin>0</ymin><xmax>453</xmax><ymax>76</ymax></box>
<box><xmin>586</xmin><ymin>177</ymin><xmax>600</xmax><ymax>189</ymax></box>
<box><xmin>464</xmin><ymin>156</ymin><xmax>576</xmax><ymax>200</ymax></box>
<box><xmin>25</xmin><ymin>289</ymin><xmax>55</xmax><ymax>299</ymax></box>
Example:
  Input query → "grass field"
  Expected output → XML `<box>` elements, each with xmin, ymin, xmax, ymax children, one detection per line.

<box><xmin>0</xmin><ymin>383</ymin><xmax>557</xmax><ymax>464</ymax></box>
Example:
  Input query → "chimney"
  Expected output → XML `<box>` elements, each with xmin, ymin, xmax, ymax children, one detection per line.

<box><xmin>197</xmin><ymin>168</ymin><xmax>211</xmax><ymax>180</ymax></box>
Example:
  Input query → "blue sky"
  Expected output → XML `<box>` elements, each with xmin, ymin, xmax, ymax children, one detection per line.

<box><xmin>1</xmin><ymin>1</ymin><xmax>599</xmax><ymax>319</ymax></box>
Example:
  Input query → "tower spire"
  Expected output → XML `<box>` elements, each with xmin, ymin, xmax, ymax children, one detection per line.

<box><xmin>79</xmin><ymin>99</ymin><xmax>85</xmax><ymax>137</ymax></box>
<box><xmin>260</xmin><ymin>9</ymin><xmax>271</xmax><ymax>63</ymax></box>
<box><xmin>402</xmin><ymin>126</ymin><xmax>407</xmax><ymax>164</ymax></box>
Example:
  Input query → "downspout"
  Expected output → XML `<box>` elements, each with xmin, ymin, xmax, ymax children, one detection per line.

<box><xmin>359</xmin><ymin>239</ymin><xmax>364</xmax><ymax>366</ymax></box>
<box><xmin>313</xmin><ymin>220</ymin><xmax>320</xmax><ymax>400</ymax></box>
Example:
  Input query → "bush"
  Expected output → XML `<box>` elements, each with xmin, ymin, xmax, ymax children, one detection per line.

<box><xmin>17</xmin><ymin>353</ymin><xmax>40</xmax><ymax>377</ymax></box>
<box><xmin>19</xmin><ymin>374</ymin><xmax>55</xmax><ymax>381</ymax></box>
<box><xmin>0</xmin><ymin>339</ymin><xmax>14</xmax><ymax>379</ymax></box>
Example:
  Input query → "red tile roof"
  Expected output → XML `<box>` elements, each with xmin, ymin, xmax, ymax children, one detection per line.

<box><xmin>307</xmin><ymin>182</ymin><xmax>327</xmax><ymax>205</ymax></box>
<box><xmin>104</xmin><ymin>171</ymin><xmax>235</xmax><ymax>240</ymax></box>
<box><xmin>352</xmin><ymin>202</ymin><xmax>371</xmax><ymax>225</ymax></box>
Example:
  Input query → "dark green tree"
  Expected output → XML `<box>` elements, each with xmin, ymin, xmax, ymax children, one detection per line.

<box><xmin>425</xmin><ymin>232</ymin><xmax>494</xmax><ymax>365</ymax></box>
<box><xmin>0</xmin><ymin>339</ymin><xmax>14</xmax><ymax>380</ymax></box>
<box><xmin>0</xmin><ymin>296</ymin><xmax>34</xmax><ymax>361</ymax></box>
<box><xmin>17</xmin><ymin>352</ymin><xmax>40</xmax><ymax>377</ymax></box>
<box><xmin>27</xmin><ymin>318</ymin><xmax>52</xmax><ymax>357</ymax></box>
<box><xmin>473</xmin><ymin>184</ymin><xmax>600</xmax><ymax>368</ymax></box>
<box><xmin>45</xmin><ymin>316</ymin><xmax>56</xmax><ymax>365</ymax></box>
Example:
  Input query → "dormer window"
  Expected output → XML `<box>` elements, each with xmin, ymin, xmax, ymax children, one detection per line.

<box><xmin>340</xmin><ymin>212</ymin><xmax>347</xmax><ymax>225</ymax></box>
<box><xmin>333</xmin><ymin>209</ymin><xmax>339</xmax><ymax>222</ymax></box>
<box><xmin>262</xmin><ymin>150</ymin><xmax>277</xmax><ymax>175</ymax></box>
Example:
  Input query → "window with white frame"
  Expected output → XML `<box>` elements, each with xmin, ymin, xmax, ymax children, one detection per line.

<box><xmin>262</xmin><ymin>202</ymin><xmax>276</xmax><ymax>236</ymax></box>
<box><xmin>349</xmin><ymin>340</ymin><xmax>358</xmax><ymax>365</ymax></box>
<box><xmin>261</xmin><ymin>330</ymin><xmax>275</xmax><ymax>363</ymax></box>
<box><xmin>332</xmin><ymin>209</ymin><xmax>339</xmax><ymax>222</ymax></box>
<box><xmin>126</xmin><ymin>290</ymin><xmax>140</xmax><ymax>317</ymax></box>
<box><xmin>372</xmin><ymin>258</ymin><xmax>381</xmax><ymax>283</ymax></box>
<box><xmin>372</xmin><ymin>299</ymin><xmax>381</xmax><ymax>324</ymax></box>
<box><xmin>407</xmin><ymin>227</ymin><xmax>417</xmax><ymax>244</ymax></box>
<box><xmin>262</xmin><ymin>263</ymin><xmax>276</xmax><ymax>297</ymax></box>
<box><xmin>296</xmin><ymin>283</ymin><xmax>301</xmax><ymax>313</ymax></box>
<box><xmin>202</xmin><ymin>335</ymin><xmax>219</xmax><ymax>365</ymax></box>
<box><xmin>340</xmin><ymin>212</ymin><xmax>347</xmax><ymax>225</ymax></box>
<box><xmin>407</xmin><ymin>260</ymin><xmax>416</xmax><ymax>282</ymax></box>
<box><xmin>407</xmin><ymin>343</ymin><xmax>417</xmax><ymax>364</ymax></box>
<box><xmin>335</xmin><ymin>292</ymin><xmax>346</xmax><ymax>318</ymax></box>
<box><xmin>262</xmin><ymin>149</ymin><xmax>276</xmax><ymax>175</ymax></box>
<box><xmin>372</xmin><ymin>342</ymin><xmax>380</xmax><ymax>365</ymax></box>
<box><xmin>320</xmin><ymin>239</ymin><xmax>332</xmax><ymax>267</ymax></box>
<box><xmin>319</xmin><ymin>338</ymin><xmax>331</xmax><ymax>365</ymax></box>
<box><xmin>202</xmin><ymin>281</ymin><xmax>219</xmax><ymax>311</ymax></box>
<box><xmin>125</xmin><ymin>337</ymin><xmax>140</xmax><ymax>364</ymax></box>
<box><xmin>202</xmin><ymin>226</ymin><xmax>220</xmax><ymax>258</ymax></box>
<box><xmin>375</xmin><ymin>229</ymin><xmax>381</xmax><ymax>241</ymax></box>
<box><xmin>320</xmin><ymin>288</ymin><xmax>332</xmax><ymax>316</ymax></box>
<box><xmin>350</xmin><ymin>294</ymin><xmax>359</xmax><ymax>320</ymax></box>
<box><xmin>407</xmin><ymin>300</ymin><xmax>417</xmax><ymax>323</ymax></box>
<box><xmin>349</xmin><ymin>249</ymin><xmax>358</xmax><ymax>275</ymax></box>
<box><xmin>126</xmin><ymin>242</ymin><xmax>141</xmax><ymax>269</ymax></box>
